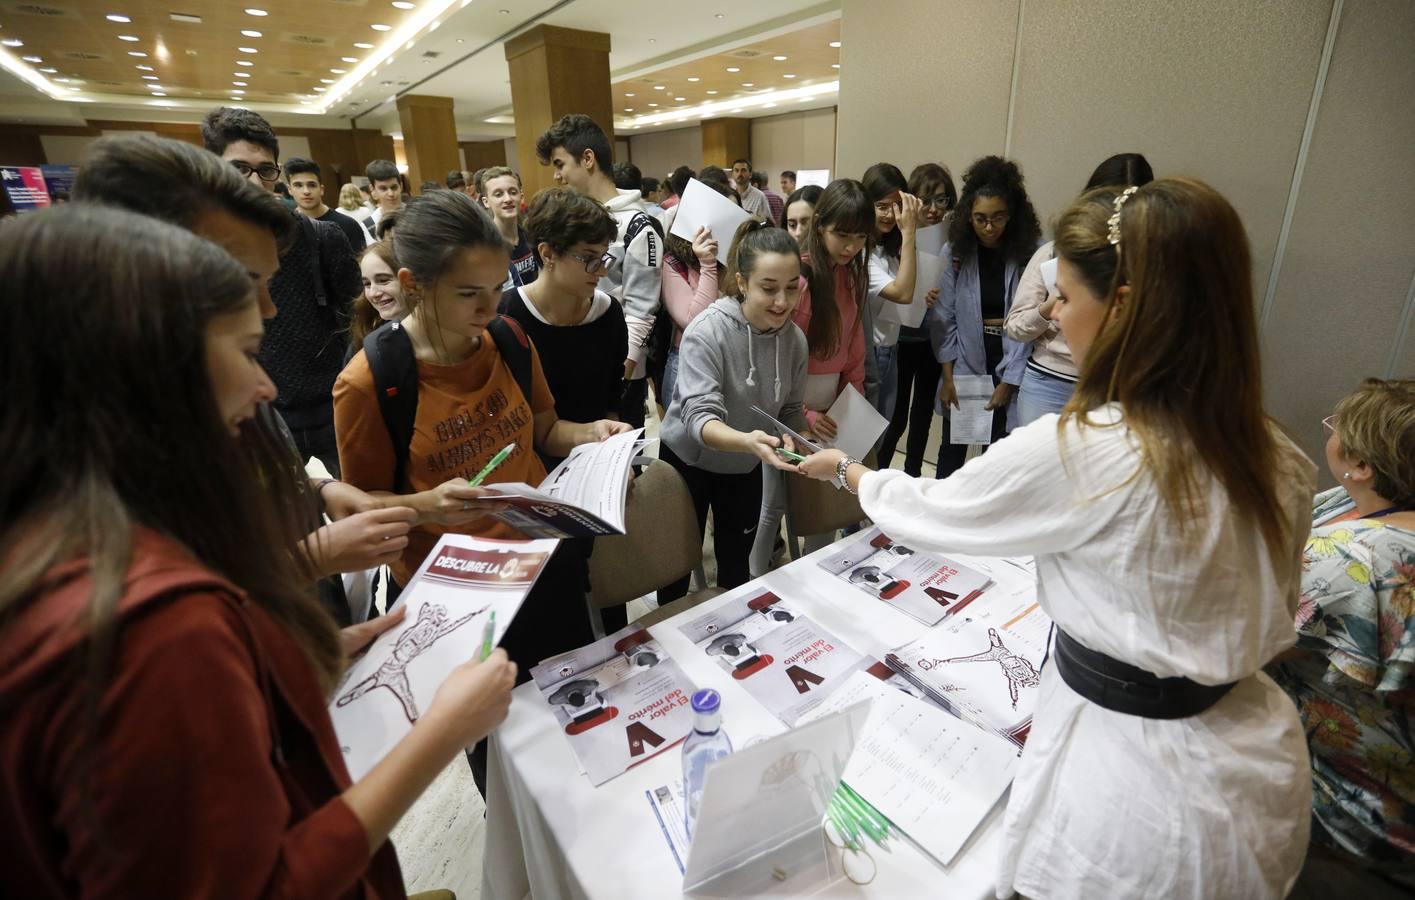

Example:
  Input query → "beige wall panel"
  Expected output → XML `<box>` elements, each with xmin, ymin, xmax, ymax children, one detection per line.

<box><xmin>1010</xmin><ymin>0</ymin><xmax>1331</xmax><ymax>292</ymax></box>
<box><xmin>837</xmin><ymin>0</ymin><xmax>1019</xmax><ymax>179</ymax></box>
<box><xmin>750</xmin><ymin>107</ymin><xmax>837</xmax><ymax>181</ymax></box>
<box><xmin>629</xmin><ymin>126</ymin><xmax>704</xmax><ymax>183</ymax></box>
<box><xmin>1260</xmin><ymin>0</ymin><xmax>1415</xmax><ymax>464</ymax></box>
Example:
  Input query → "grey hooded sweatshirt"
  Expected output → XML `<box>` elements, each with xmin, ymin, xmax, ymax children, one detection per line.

<box><xmin>662</xmin><ymin>297</ymin><xmax>809</xmax><ymax>475</ymax></box>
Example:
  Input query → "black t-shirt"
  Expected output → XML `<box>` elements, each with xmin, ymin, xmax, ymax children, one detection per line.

<box><xmin>507</xmin><ymin>228</ymin><xmax>539</xmax><ymax>288</ymax></box>
<box><xmin>502</xmin><ymin>286</ymin><xmax>627</xmax><ymax>467</ymax></box>
<box><xmin>318</xmin><ymin>208</ymin><xmax>367</xmax><ymax>253</ymax></box>
<box><xmin>977</xmin><ymin>244</ymin><xmax>1005</xmax><ymax>320</ymax></box>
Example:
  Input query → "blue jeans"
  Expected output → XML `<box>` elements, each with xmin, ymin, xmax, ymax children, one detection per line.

<box><xmin>1017</xmin><ymin>366</ymin><xmax>1075</xmax><ymax>426</ymax></box>
<box><xmin>873</xmin><ymin>344</ymin><xmax>898</xmax><ymax>422</ymax></box>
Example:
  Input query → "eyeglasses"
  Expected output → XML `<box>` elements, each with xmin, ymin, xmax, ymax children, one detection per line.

<box><xmin>971</xmin><ymin>212</ymin><xmax>1009</xmax><ymax>230</ymax></box>
<box><xmin>229</xmin><ymin>160</ymin><xmax>282</xmax><ymax>183</ymax></box>
<box><xmin>1322</xmin><ymin>415</ymin><xmax>1337</xmax><ymax>434</ymax></box>
<box><xmin>569</xmin><ymin>250</ymin><xmax>615</xmax><ymax>273</ymax></box>
<box><xmin>921</xmin><ymin>195</ymin><xmax>953</xmax><ymax>211</ymax></box>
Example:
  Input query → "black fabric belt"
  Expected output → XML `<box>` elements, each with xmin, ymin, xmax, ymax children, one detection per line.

<box><xmin>1053</xmin><ymin>628</ymin><xmax>1237</xmax><ymax>720</ymax></box>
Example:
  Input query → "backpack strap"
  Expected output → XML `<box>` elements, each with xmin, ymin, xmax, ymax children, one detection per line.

<box><xmin>362</xmin><ymin>322</ymin><xmax>419</xmax><ymax>493</ymax></box>
<box><xmin>487</xmin><ymin>314</ymin><xmax>534</xmax><ymax>410</ymax></box>
<box><xmin>298</xmin><ymin>214</ymin><xmax>328</xmax><ymax>307</ymax></box>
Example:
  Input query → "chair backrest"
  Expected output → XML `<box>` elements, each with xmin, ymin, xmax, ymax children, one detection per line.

<box><xmin>783</xmin><ymin>450</ymin><xmax>875</xmax><ymax>536</ymax></box>
<box><xmin>588</xmin><ymin>459</ymin><xmax>702</xmax><ymax>611</ymax></box>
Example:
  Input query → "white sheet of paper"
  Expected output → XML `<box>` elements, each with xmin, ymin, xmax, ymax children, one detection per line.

<box><xmin>879</xmin><ymin>251</ymin><xmax>947</xmax><ymax>328</ymax></box>
<box><xmin>1040</xmin><ymin>256</ymin><xmax>1058</xmax><ymax>295</ymax></box>
<box><xmin>798</xmin><ymin>671</ymin><xmax>1019</xmax><ymax>867</ymax></box>
<box><xmin>914</xmin><ymin>222</ymin><xmax>946</xmax><ymax>257</ymax></box>
<box><xmin>795</xmin><ymin>168</ymin><xmax>831</xmax><ymax>188</ymax></box>
<box><xmin>751</xmin><ymin>405</ymin><xmax>822</xmax><ymax>453</ymax></box>
<box><xmin>949</xmin><ymin>374</ymin><xmax>995</xmax><ymax>445</ymax></box>
<box><xmin>823</xmin><ymin>384</ymin><xmax>889</xmax><ymax>459</ymax></box>
<box><xmin>667</xmin><ymin>178</ymin><xmax>752</xmax><ymax>264</ymax></box>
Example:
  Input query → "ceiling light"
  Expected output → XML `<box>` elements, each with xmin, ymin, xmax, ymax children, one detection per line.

<box><xmin>829</xmin><ymin>41</ymin><xmax>841</xmax><ymax>48</ymax></box>
<box><xmin>244</xmin><ymin>8</ymin><xmax>269</xmax><ymax>16</ymax></box>
<box><xmin>705</xmin><ymin>89</ymin><xmax>717</xmax><ymax>95</ymax></box>
<box><xmin>238</xmin><ymin>47</ymin><xmax>258</xmax><ymax>53</ymax></box>
<box><xmin>653</xmin><ymin>84</ymin><xmax>665</xmax><ymax>90</ymax></box>
<box><xmin>773</xmin><ymin>55</ymin><xmax>787</xmax><ymax>61</ymax></box>
<box><xmin>107</xmin><ymin>14</ymin><xmax>131</xmax><ymax>23</ymax></box>
<box><xmin>53</xmin><ymin>77</ymin><xmax>71</xmax><ymax>83</ymax></box>
<box><xmin>725</xmin><ymin>66</ymin><xmax>739</xmax><ymax>73</ymax></box>
<box><xmin>342</xmin><ymin>56</ymin><xmax>358</xmax><ymax>62</ymax></box>
<box><xmin>624</xmin><ymin>107</ymin><xmax>634</xmax><ymax>112</ymax></box>
<box><xmin>647</xmin><ymin>102</ymin><xmax>658</xmax><ymax>107</ymax></box>
<box><xmin>330</xmin><ymin>68</ymin><xmax>346</xmax><ymax>73</ymax></box>
<box><xmin>674</xmin><ymin>96</ymin><xmax>685</xmax><ymax>101</ymax></box>
<box><xmin>39</xmin><ymin>67</ymin><xmax>56</xmax><ymax>73</ymax></box>
<box><xmin>831</xmin><ymin>63</ymin><xmax>840</xmax><ymax>69</ymax></box>
<box><xmin>237</xmin><ymin>60</ymin><xmax>254</xmax><ymax>66</ymax></box>
<box><xmin>128</xmin><ymin>51</ymin><xmax>147</xmax><ymax>57</ymax></box>
<box><xmin>21</xmin><ymin>55</ymin><xmax>41</xmax><ymax>63</ymax></box>
<box><xmin>313</xmin><ymin>86</ymin><xmax>326</xmax><ymax>92</ymax></box>
<box><xmin>1</xmin><ymin>39</ymin><xmax>23</xmax><ymax>48</ymax></box>
<box><xmin>118</xmin><ymin>34</ymin><xmax>140</xmax><ymax>41</ymax></box>
<box><xmin>142</xmin><ymin>74</ymin><xmax>158</xmax><ymax>80</ymax></box>
<box><xmin>392</xmin><ymin>0</ymin><xmax>416</xmax><ymax>7</ymax></box>
<box><xmin>233</xmin><ymin>80</ymin><xmax>247</xmax><ymax>86</ymax></box>
<box><xmin>136</xmin><ymin>64</ymin><xmax>153</xmax><ymax>70</ymax></box>
<box><xmin>687</xmin><ymin>76</ymin><xmax>700</xmax><ymax>82</ymax></box>
<box><xmin>231</xmin><ymin>89</ymin><xmax>245</xmax><ymax>94</ymax></box>
<box><xmin>714</xmin><ymin>12</ymin><xmax>724</xmax><ymax>18</ymax></box>
<box><xmin>625</xmin><ymin>92</ymin><xmax>635</xmax><ymax>97</ymax></box>
<box><xmin>241</xmin><ymin>29</ymin><xmax>263</xmax><ymax>37</ymax></box>
<box><xmin>371</xmin><ymin>23</ymin><xmax>392</xmax><ymax>31</ymax></box>
<box><xmin>319</xmin><ymin>78</ymin><xmax>334</xmax><ymax>83</ymax></box>
<box><xmin>741</xmin><ymin>82</ymin><xmax>753</xmax><ymax>87</ymax></box>
<box><xmin>783</xmin><ymin>73</ymin><xmax>796</xmax><ymax>78</ymax></box>
<box><xmin>150</xmin><ymin>91</ymin><xmax>166</xmax><ymax>96</ymax></box>
<box><xmin>232</xmin><ymin>72</ymin><xmax>249</xmax><ymax>78</ymax></box>
<box><xmin>354</xmin><ymin>41</ymin><xmax>374</xmax><ymax>49</ymax></box>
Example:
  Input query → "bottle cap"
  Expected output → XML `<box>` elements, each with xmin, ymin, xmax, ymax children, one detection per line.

<box><xmin>690</xmin><ymin>688</ymin><xmax>721</xmax><ymax>715</ymax></box>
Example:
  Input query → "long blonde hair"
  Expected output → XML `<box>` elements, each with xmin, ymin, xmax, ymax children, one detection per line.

<box><xmin>1055</xmin><ymin>178</ymin><xmax>1291</xmax><ymax>555</ymax></box>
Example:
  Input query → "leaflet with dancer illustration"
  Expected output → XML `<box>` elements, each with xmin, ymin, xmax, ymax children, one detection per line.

<box><xmin>531</xmin><ymin>624</ymin><xmax>697</xmax><ymax>787</ymax></box>
<box><xmin>483</xmin><ymin>427</ymin><xmax>647</xmax><ymax>538</ymax></box>
<box><xmin>677</xmin><ymin>588</ymin><xmax>870</xmax><ymax>725</ymax></box>
<box><xmin>817</xmin><ymin>527</ymin><xmax>993</xmax><ymax>626</ymax></box>
<box><xmin>329</xmin><ymin>533</ymin><xmax>556</xmax><ymax>780</ymax></box>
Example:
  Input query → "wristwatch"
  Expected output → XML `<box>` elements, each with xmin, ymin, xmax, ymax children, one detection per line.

<box><xmin>834</xmin><ymin>456</ymin><xmax>861</xmax><ymax>494</ymax></box>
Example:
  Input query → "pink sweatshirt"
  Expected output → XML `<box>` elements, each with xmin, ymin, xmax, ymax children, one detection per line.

<box><xmin>792</xmin><ymin>256</ymin><xmax>865</xmax><ymax>428</ymax></box>
<box><xmin>661</xmin><ymin>254</ymin><xmax>721</xmax><ymax>348</ymax></box>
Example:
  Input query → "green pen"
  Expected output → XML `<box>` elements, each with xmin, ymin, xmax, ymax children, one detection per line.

<box><xmin>839</xmin><ymin>791</ymin><xmax>889</xmax><ymax>843</ymax></box>
<box><xmin>469</xmin><ymin>442</ymin><xmax>516</xmax><ymax>487</ymax></box>
<box><xmin>775</xmin><ymin>447</ymin><xmax>807</xmax><ymax>463</ymax></box>
<box><xmin>479</xmin><ymin>611</ymin><xmax>497</xmax><ymax>661</ymax></box>
<box><xmin>841</xmin><ymin>783</ymin><xmax>892</xmax><ymax>837</ymax></box>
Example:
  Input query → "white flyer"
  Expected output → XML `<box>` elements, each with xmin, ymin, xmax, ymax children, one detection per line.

<box><xmin>878</xmin><ymin>250</ymin><xmax>947</xmax><ymax>329</ymax></box>
<box><xmin>914</xmin><ymin>221</ymin><xmax>947</xmax><ymax>257</ymax></box>
<box><xmin>822</xmin><ymin>384</ymin><xmax>889</xmax><ymax>460</ymax></box>
<box><xmin>948</xmin><ymin>374</ymin><xmax>996</xmax><ymax>445</ymax></box>
<box><xmin>817</xmin><ymin>527</ymin><xmax>993</xmax><ymax>626</ymax></box>
<box><xmin>667</xmin><ymin>178</ymin><xmax>752</xmax><ymax>264</ymax></box>
<box><xmin>330</xmin><ymin>534</ymin><xmax>556</xmax><ymax>780</ymax></box>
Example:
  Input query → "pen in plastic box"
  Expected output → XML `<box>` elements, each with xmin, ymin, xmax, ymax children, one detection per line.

<box><xmin>840</xmin><ymin>783</ymin><xmax>892</xmax><ymax>837</ymax></box>
<box><xmin>479</xmin><ymin>612</ymin><xmax>497</xmax><ymax>661</ymax></box>
<box><xmin>469</xmin><ymin>443</ymin><xmax>516</xmax><ymax>487</ymax></box>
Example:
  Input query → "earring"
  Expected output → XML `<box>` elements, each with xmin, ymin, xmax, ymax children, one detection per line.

<box><xmin>1343</xmin><ymin>472</ymin><xmax>1352</xmax><ymax>480</ymax></box>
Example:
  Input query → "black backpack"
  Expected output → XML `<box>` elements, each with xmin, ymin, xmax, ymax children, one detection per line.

<box><xmin>362</xmin><ymin>315</ymin><xmax>534</xmax><ymax>492</ymax></box>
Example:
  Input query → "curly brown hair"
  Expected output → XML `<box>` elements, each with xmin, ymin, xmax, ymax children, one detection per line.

<box><xmin>522</xmin><ymin>187</ymin><xmax>617</xmax><ymax>263</ymax></box>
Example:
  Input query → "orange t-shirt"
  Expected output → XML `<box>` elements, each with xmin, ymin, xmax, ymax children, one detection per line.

<box><xmin>334</xmin><ymin>335</ymin><xmax>557</xmax><ymax>583</ymax></box>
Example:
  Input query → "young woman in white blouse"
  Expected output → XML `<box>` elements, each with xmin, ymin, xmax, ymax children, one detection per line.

<box><xmin>800</xmin><ymin>178</ymin><xmax>1316</xmax><ymax>899</ymax></box>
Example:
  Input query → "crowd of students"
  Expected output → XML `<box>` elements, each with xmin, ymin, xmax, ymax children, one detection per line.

<box><xmin>1</xmin><ymin>102</ymin><xmax>1411</xmax><ymax>900</ymax></box>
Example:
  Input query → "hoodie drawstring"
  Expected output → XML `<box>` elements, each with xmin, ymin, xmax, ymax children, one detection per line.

<box><xmin>773</xmin><ymin>337</ymin><xmax>781</xmax><ymax>403</ymax></box>
<box><xmin>745</xmin><ymin>325</ymin><xmax>758</xmax><ymax>389</ymax></box>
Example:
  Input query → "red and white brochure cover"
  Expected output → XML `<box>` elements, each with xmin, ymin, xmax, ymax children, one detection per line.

<box><xmin>531</xmin><ymin>624</ymin><xmax>697</xmax><ymax>787</ymax></box>
<box><xmin>677</xmin><ymin>587</ymin><xmax>870</xmax><ymax>726</ymax></box>
<box><xmin>817</xmin><ymin>526</ymin><xmax>993</xmax><ymax>626</ymax></box>
<box><xmin>329</xmin><ymin>533</ymin><xmax>555</xmax><ymax>780</ymax></box>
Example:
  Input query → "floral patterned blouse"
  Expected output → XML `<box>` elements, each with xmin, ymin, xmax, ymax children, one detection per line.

<box><xmin>1270</xmin><ymin>488</ymin><xmax>1415</xmax><ymax>876</ymax></box>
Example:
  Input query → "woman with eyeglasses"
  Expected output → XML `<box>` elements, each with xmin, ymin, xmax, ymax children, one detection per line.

<box><xmin>877</xmin><ymin>162</ymin><xmax>956</xmax><ymax>474</ymax></box>
<box><xmin>333</xmin><ymin>190</ymin><xmax>630</xmax><ymax>797</ymax></box>
<box><xmin>1269</xmin><ymin>379</ymin><xmax>1415</xmax><ymax>892</ymax></box>
<box><xmin>930</xmin><ymin>156</ymin><xmax>1042</xmax><ymax>478</ymax></box>
<box><xmin>861</xmin><ymin>163</ymin><xmax>924</xmax><ymax>423</ymax></box>
<box><xmin>502</xmin><ymin>188</ymin><xmax>628</xmax><ymax>469</ymax></box>
<box><xmin>1007</xmin><ymin>153</ymin><xmax>1154</xmax><ymax>426</ymax></box>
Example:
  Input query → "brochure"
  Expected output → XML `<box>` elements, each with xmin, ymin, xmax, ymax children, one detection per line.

<box><xmin>329</xmin><ymin>533</ymin><xmax>555</xmax><ymax>780</ymax></box>
<box><xmin>531</xmin><ymin>624</ymin><xmax>697</xmax><ymax>787</ymax></box>
<box><xmin>822</xmin><ymin>384</ymin><xmax>889</xmax><ymax>460</ymax></box>
<box><xmin>484</xmin><ymin>427</ymin><xmax>645</xmax><ymax>538</ymax></box>
<box><xmin>667</xmin><ymin>177</ymin><xmax>752</xmax><ymax>264</ymax></box>
<box><xmin>677</xmin><ymin>589</ymin><xmax>870</xmax><ymax>725</ymax></box>
<box><xmin>817</xmin><ymin>527</ymin><xmax>993</xmax><ymax>626</ymax></box>
<box><xmin>885</xmin><ymin>582</ymin><xmax>1050</xmax><ymax>747</ymax></box>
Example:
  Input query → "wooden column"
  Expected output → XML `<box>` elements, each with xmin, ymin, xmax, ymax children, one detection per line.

<box><xmin>460</xmin><ymin>140</ymin><xmax>508</xmax><ymax>174</ymax></box>
<box><xmin>504</xmin><ymin>25</ymin><xmax>614</xmax><ymax>197</ymax></box>
<box><xmin>395</xmin><ymin>94</ymin><xmax>461</xmax><ymax>195</ymax></box>
<box><xmin>700</xmin><ymin>118</ymin><xmax>751</xmax><ymax>169</ymax></box>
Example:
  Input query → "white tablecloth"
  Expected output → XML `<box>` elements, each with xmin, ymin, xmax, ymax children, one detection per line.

<box><xmin>481</xmin><ymin>540</ymin><xmax>1010</xmax><ymax>900</ymax></box>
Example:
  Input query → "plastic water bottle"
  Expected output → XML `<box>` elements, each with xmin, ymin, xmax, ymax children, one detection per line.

<box><xmin>682</xmin><ymin>688</ymin><xmax>733</xmax><ymax>841</ymax></box>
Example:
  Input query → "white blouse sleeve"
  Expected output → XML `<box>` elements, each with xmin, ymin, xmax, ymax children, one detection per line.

<box><xmin>858</xmin><ymin>415</ymin><xmax>1131</xmax><ymax>559</ymax></box>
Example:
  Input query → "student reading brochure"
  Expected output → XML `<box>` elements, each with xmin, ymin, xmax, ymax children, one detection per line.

<box><xmin>817</xmin><ymin>527</ymin><xmax>992</xmax><ymax>626</ymax></box>
<box><xmin>329</xmin><ymin>533</ymin><xmax>556</xmax><ymax>779</ymax></box>
<box><xmin>677</xmin><ymin>588</ymin><xmax>869</xmax><ymax>725</ymax></box>
<box><xmin>531</xmin><ymin>624</ymin><xmax>697</xmax><ymax>786</ymax></box>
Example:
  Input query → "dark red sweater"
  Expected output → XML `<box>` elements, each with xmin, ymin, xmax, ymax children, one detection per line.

<box><xmin>0</xmin><ymin>529</ymin><xmax>404</xmax><ymax>898</ymax></box>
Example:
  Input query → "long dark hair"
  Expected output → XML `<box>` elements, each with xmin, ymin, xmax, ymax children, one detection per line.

<box><xmin>723</xmin><ymin>219</ymin><xmax>800</xmax><ymax>299</ymax></box>
<box><xmin>861</xmin><ymin>162</ymin><xmax>908</xmax><ymax>259</ymax></box>
<box><xmin>799</xmin><ymin>179</ymin><xmax>873</xmax><ymax>360</ymax></box>
<box><xmin>0</xmin><ymin>206</ymin><xmax>342</xmax><ymax>693</ymax></box>
<box><xmin>947</xmin><ymin>156</ymin><xmax>1041</xmax><ymax>266</ymax></box>
<box><xmin>1085</xmin><ymin>153</ymin><xmax>1154</xmax><ymax>191</ymax></box>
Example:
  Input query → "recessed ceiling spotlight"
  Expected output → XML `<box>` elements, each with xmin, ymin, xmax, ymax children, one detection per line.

<box><xmin>725</xmin><ymin>66</ymin><xmax>740</xmax><ymax>73</ymax></box>
<box><xmin>135</xmin><ymin>64</ymin><xmax>153</xmax><ymax>70</ymax></box>
<box><xmin>653</xmin><ymin>84</ymin><xmax>665</xmax><ymax>90</ymax></box>
<box><xmin>319</xmin><ymin>78</ymin><xmax>334</xmax><ymax>83</ymax></box>
<box><xmin>354</xmin><ymin>41</ymin><xmax>375</xmax><ymax>49</ymax></box>
<box><xmin>241</xmin><ymin>29</ymin><xmax>263</xmax><ymax>37</ymax></box>
<box><xmin>53</xmin><ymin>77</ymin><xmax>71</xmax><ymax>83</ymax></box>
<box><xmin>39</xmin><ymin>67</ymin><xmax>57</xmax><ymax>73</ymax></box>
<box><xmin>244</xmin><ymin>8</ymin><xmax>269</xmax><ymax>16</ymax></box>
<box><xmin>829</xmin><ymin>41</ymin><xmax>841</xmax><ymax>48</ymax></box>
<box><xmin>233</xmin><ymin>80</ymin><xmax>247</xmax><ymax>85</ymax></box>
<box><xmin>107</xmin><ymin>14</ymin><xmax>131</xmax><ymax>23</ymax></box>
<box><xmin>831</xmin><ymin>63</ymin><xmax>840</xmax><ymax>69</ymax></box>
<box><xmin>342</xmin><ymin>56</ymin><xmax>358</xmax><ymax>62</ymax></box>
<box><xmin>128</xmin><ymin>51</ymin><xmax>147</xmax><ymax>57</ymax></box>
<box><xmin>237</xmin><ymin>60</ymin><xmax>254</xmax><ymax>66</ymax></box>
<box><xmin>392</xmin><ymin>0</ymin><xmax>416</xmax><ymax>7</ymax></box>
<box><xmin>624</xmin><ymin>92</ymin><xmax>635</xmax><ymax>97</ymax></box>
<box><xmin>238</xmin><ymin>47</ymin><xmax>258</xmax><ymax>53</ymax></box>
<box><xmin>231</xmin><ymin>89</ymin><xmax>245</xmax><ymax>94</ymax></box>
<box><xmin>313</xmin><ymin>86</ymin><xmax>326</xmax><ymax>92</ymax></box>
<box><xmin>142</xmin><ymin>74</ymin><xmax>158</xmax><ymax>80</ymax></box>
<box><xmin>714</xmin><ymin>12</ymin><xmax>724</xmax><ymax>18</ymax></box>
<box><xmin>624</xmin><ymin>107</ymin><xmax>634</xmax><ymax>112</ymax></box>
<box><xmin>687</xmin><ymin>76</ymin><xmax>700</xmax><ymax>82</ymax></box>
<box><xmin>150</xmin><ymin>90</ymin><xmax>166</xmax><ymax>96</ymax></box>
<box><xmin>741</xmin><ymin>82</ymin><xmax>753</xmax><ymax>87</ymax></box>
<box><xmin>783</xmin><ymin>73</ymin><xmax>796</xmax><ymax>79</ymax></box>
<box><xmin>647</xmin><ymin>102</ymin><xmax>658</xmax><ymax>107</ymax></box>
<box><xmin>118</xmin><ymin>34</ymin><xmax>140</xmax><ymax>41</ymax></box>
<box><xmin>21</xmin><ymin>55</ymin><xmax>41</xmax><ymax>62</ymax></box>
<box><xmin>331</xmin><ymin>68</ymin><xmax>346</xmax><ymax>74</ymax></box>
<box><xmin>705</xmin><ymin>89</ymin><xmax>718</xmax><ymax>95</ymax></box>
<box><xmin>371</xmin><ymin>23</ymin><xmax>392</xmax><ymax>31</ymax></box>
<box><xmin>1</xmin><ymin>39</ymin><xmax>24</xmax><ymax>48</ymax></box>
<box><xmin>773</xmin><ymin>55</ymin><xmax>787</xmax><ymax>61</ymax></box>
<box><xmin>674</xmin><ymin>96</ymin><xmax>685</xmax><ymax>101</ymax></box>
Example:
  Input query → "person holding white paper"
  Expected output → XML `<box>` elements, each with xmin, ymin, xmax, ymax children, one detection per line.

<box><xmin>930</xmin><ymin>156</ymin><xmax>1042</xmax><ymax>478</ymax></box>
<box><xmin>798</xmin><ymin>179</ymin><xmax>1316</xmax><ymax>900</ymax></box>
<box><xmin>659</xmin><ymin>220</ymin><xmax>809</xmax><ymax>604</ymax></box>
<box><xmin>861</xmin><ymin>162</ymin><xmax>925</xmax><ymax>424</ymax></box>
<box><xmin>658</xmin><ymin>174</ymin><xmax>735</xmax><ymax>406</ymax></box>
<box><xmin>878</xmin><ymin>162</ymin><xmax>957</xmax><ymax>475</ymax></box>
<box><xmin>1007</xmin><ymin>153</ymin><xmax>1154</xmax><ymax>425</ymax></box>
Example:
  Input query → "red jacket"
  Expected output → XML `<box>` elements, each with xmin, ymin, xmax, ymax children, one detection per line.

<box><xmin>0</xmin><ymin>529</ymin><xmax>405</xmax><ymax>898</ymax></box>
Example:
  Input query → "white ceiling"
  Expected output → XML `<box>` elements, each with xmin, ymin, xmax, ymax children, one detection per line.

<box><xmin>0</xmin><ymin>0</ymin><xmax>840</xmax><ymax>138</ymax></box>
